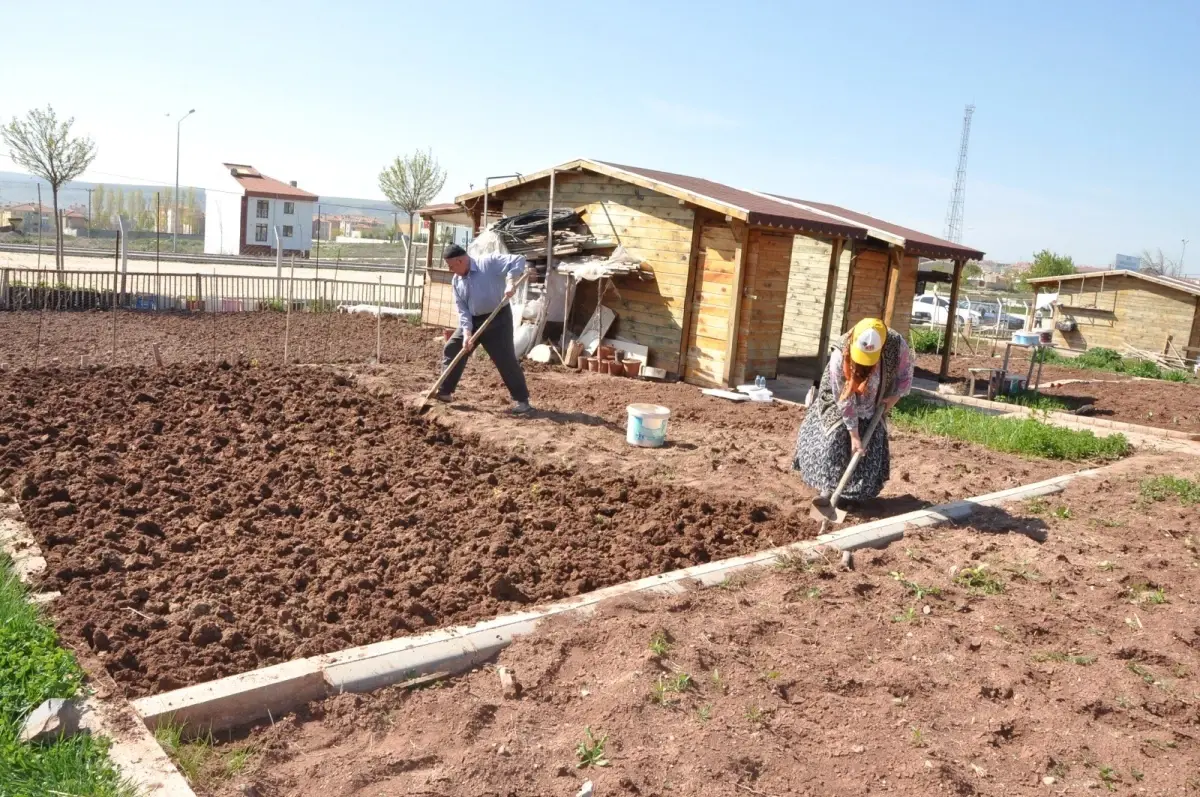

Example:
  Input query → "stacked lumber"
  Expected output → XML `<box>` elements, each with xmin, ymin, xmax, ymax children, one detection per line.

<box><xmin>494</xmin><ymin>208</ymin><xmax>610</xmax><ymax>262</ymax></box>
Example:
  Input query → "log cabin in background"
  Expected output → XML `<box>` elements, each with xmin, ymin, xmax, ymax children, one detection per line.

<box><xmin>420</xmin><ymin>159</ymin><xmax>984</xmax><ymax>386</ymax></box>
<box><xmin>1027</xmin><ymin>270</ymin><xmax>1200</xmax><ymax>361</ymax></box>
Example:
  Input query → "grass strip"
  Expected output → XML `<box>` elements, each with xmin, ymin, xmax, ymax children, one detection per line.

<box><xmin>892</xmin><ymin>396</ymin><xmax>1131</xmax><ymax>461</ymax></box>
<box><xmin>0</xmin><ymin>554</ymin><xmax>134</xmax><ymax>796</ymax></box>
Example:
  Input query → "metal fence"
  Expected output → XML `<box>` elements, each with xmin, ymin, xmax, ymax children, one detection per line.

<box><xmin>0</xmin><ymin>267</ymin><xmax>422</xmax><ymax>313</ymax></box>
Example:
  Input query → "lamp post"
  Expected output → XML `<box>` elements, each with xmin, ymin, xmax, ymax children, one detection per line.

<box><xmin>173</xmin><ymin>109</ymin><xmax>195</xmax><ymax>253</ymax></box>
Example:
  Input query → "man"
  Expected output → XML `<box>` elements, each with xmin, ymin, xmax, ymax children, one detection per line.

<box><xmin>438</xmin><ymin>244</ymin><xmax>536</xmax><ymax>414</ymax></box>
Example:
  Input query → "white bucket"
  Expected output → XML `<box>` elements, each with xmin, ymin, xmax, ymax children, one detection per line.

<box><xmin>626</xmin><ymin>403</ymin><xmax>670</xmax><ymax>448</ymax></box>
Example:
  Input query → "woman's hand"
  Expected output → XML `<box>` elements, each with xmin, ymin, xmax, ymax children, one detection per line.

<box><xmin>850</xmin><ymin>430</ymin><xmax>865</xmax><ymax>456</ymax></box>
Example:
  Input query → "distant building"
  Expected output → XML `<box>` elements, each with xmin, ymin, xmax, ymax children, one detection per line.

<box><xmin>61</xmin><ymin>207</ymin><xmax>88</xmax><ymax>236</ymax></box>
<box><xmin>1114</xmin><ymin>253</ymin><xmax>1140</xmax><ymax>271</ymax></box>
<box><xmin>3</xmin><ymin>203</ymin><xmax>53</xmax><ymax>234</ymax></box>
<box><xmin>204</xmin><ymin>163</ymin><xmax>318</xmax><ymax>257</ymax></box>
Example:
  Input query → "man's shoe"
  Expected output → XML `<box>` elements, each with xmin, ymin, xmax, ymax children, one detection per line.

<box><xmin>435</xmin><ymin>393</ymin><xmax>453</xmax><ymax>403</ymax></box>
<box><xmin>511</xmin><ymin>401</ymin><xmax>533</xmax><ymax>415</ymax></box>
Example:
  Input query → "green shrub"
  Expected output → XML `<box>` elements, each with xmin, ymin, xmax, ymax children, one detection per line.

<box><xmin>1163</xmin><ymin>369</ymin><xmax>1192</xmax><ymax>383</ymax></box>
<box><xmin>1073</xmin><ymin>347</ymin><xmax>1123</xmax><ymax>370</ymax></box>
<box><xmin>1121</xmin><ymin>359</ymin><xmax>1162</xmax><ymax>379</ymax></box>
<box><xmin>1035</xmin><ymin>346</ymin><xmax>1192</xmax><ymax>383</ymax></box>
<box><xmin>993</xmin><ymin>390</ymin><xmax>1069</xmax><ymax>412</ymax></box>
<box><xmin>1139</xmin><ymin>475</ymin><xmax>1200</xmax><ymax>506</ymax></box>
<box><xmin>909</xmin><ymin>328</ymin><xmax>942</xmax><ymax>354</ymax></box>
<box><xmin>892</xmin><ymin>397</ymin><xmax>1131</xmax><ymax>461</ymax></box>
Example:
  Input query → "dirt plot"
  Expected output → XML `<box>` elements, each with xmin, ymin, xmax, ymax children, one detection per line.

<box><xmin>202</xmin><ymin>454</ymin><xmax>1200</xmax><ymax>797</ymax></box>
<box><xmin>0</xmin><ymin>309</ymin><xmax>440</xmax><ymax>368</ymax></box>
<box><xmin>0</xmin><ymin>365</ymin><xmax>827</xmax><ymax>697</ymax></box>
<box><xmin>358</xmin><ymin>367</ymin><xmax>1066</xmax><ymax>517</ymax></box>
<box><xmin>1040</xmin><ymin>380</ymin><xmax>1200</xmax><ymax>435</ymax></box>
<box><xmin>914</xmin><ymin>352</ymin><xmax>1135</xmax><ymax>386</ymax></box>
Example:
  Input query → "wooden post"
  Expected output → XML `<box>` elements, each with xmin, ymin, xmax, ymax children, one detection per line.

<box><xmin>882</xmin><ymin>246</ymin><xmax>903</xmax><ymax>327</ymax></box>
<box><xmin>939</xmin><ymin>258</ymin><xmax>966</xmax><ymax>381</ymax></box>
<box><xmin>815</xmin><ymin>236</ymin><xmax>845</xmax><ymax>383</ymax></box>
<box><xmin>424</xmin><ymin>219</ymin><xmax>436</xmax><ymax>307</ymax></box>
<box><xmin>283</xmin><ymin>258</ymin><xmax>295</xmax><ymax>366</ymax></box>
<box><xmin>840</xmin><ymin>243</ymin><xmax>858</xmax><ymax>334</ymax></box>
<box><xmin>675</xmin><ymin>210</ymin><xmax>707</xmax><ymax>378</ymax></box>
<box><xmin>375</xmin><ymin>276</ymin><xmax>383</xmax><ymax>364</ymax></box>
<box><xmin>111</xmin><ymin>230</ymin><xmax>120</xmax><ymax>366</ymax></box>
<box><xmin>722</xmin><ymin>222</ymin><xmax>751</xmax><ymax>387</ymax></box>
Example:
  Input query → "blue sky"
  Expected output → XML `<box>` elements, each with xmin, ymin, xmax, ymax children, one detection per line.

<box><xmin>2</xmin><ymin>0</ymin><xmax>1197</xmax><ymax>269</ymax></box>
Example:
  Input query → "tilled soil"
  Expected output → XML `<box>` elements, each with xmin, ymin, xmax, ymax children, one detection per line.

<box><xmin>204</xmin><ymin>453</ymin><xmax>1200</xmax><ymax>797</ymax></box>
<box><xmin>1040</xmin><ymin>380</ymin><xmax>1200</xmax><ymax>434</ymax></box>
<box><xmin>0</xmin><ymin>365</ymin><xmax>817</xmax><ymax>697</ymax></box>
<box><xmin>0</xmin><ymin>309</ymin><xmax>441</xmax><ymax>368</ymax></box>
<box><xmin>358</xmin><ymin>367</ymin><xmax>1066</xmax><ymax>517</ymax></box>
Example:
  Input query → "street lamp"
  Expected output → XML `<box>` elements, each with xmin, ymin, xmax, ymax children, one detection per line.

<box><xmin>172</xmin><ymin>109</ymin><xmax>195</xmax><ymax>253</ymax></box>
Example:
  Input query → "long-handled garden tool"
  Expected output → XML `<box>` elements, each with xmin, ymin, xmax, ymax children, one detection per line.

<box><xmin>809</xmin><ymin>403</ymin><xmax>887</xmax><ymax>530</ymax></box>
<box><xmin>413</xmin><ymin>271</ymin><xmax>531</xmax><ymax>415</ymax></box>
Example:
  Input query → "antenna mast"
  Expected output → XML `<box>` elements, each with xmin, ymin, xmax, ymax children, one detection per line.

<box><xmin>944</xmin><ymin>103</ymin><xmax>975</xmax><ymax>244</ymax></box>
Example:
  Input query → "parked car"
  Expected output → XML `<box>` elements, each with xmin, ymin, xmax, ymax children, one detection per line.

<box><xmin>976</xmin><ymin>304</ymin><xmax>1026</xmax><ymax>330</ymax></box>
<box><xmin>911</xmin><ymin>293</ymin><xmax>982</xmax><ymax>326</ymax></box>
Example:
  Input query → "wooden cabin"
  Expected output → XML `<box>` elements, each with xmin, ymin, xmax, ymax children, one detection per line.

<box><xmin>424</xmin><ymin>159</ymin><xmax>985</xmax><ymax>385</ymax></box>
<box><xmin>1028</xmin><ymin>270</ymin><xmax>1200</xmax><ymax>361</ymax></box>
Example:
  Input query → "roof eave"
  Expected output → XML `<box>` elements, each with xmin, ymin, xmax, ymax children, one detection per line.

<box><xmin>747</xmin><ymin>212</ymin><xmax>867</xmax><ymax>240</ymax></box>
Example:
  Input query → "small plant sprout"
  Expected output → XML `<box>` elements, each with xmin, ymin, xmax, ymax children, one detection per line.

<box><xmin>1127</xmin><ymin>662</ymin><xmax>1156</xmax><ymax>685</ymax></box>
<box><xmin>805</xmin><ymin>587</ymin><xmax>822</xmax><ymax>600</ymax></box>
<box><xmin>648</xmin><ymin>630</ymin><xmax>672</xmax><ymax>657</ymax></box>
<box><xmin>575</xmin><ymin>727</ymin><xmax>610</xmax><ymax>769</ymax></box>
<box><xmin>1033</xmin><ymin>651</ymin><xmax>1096</xmax><ymax>666</ymax></box>
<box><xmin>696</xmin><ymin>704</ymin><xmax>713</xmax><ymax>723</ymax></box>
<box><xmin>745</xmin><ymin>705</ymin><xmax>765</xmax><ymax>724</ymax></box>
<box><xmin>1005</xmin><ymin>560</ymin><xmax>1041</xmax><ymax>582</ymax></box>
<box><xmin>1097</xmin><ymin>560</ymin><xmax>1117</xmax><ymax>572</ymax></box>
<box><xmin>1127</xmin><ymin>583</ymin><xmax>1167</xmax><ymax>605</ymax></box>
<box><xmin>650</xmin><ymin>672</ymin><xmax>692</xmax><ymax>706</ymax></box>
<box><xmin>1052</xmin><ymin>505</ymin><xmax>1072</xmax><ymax>519</ymax></box>
<box><xmin>889</xmin><ymin>572</ymin><xmax>942</xmax><ymax>600</ymax></box>
<box><xmin>909</xmin><ymin>726</ymin><xmax>927</xmax><ymax>747</ymax></box>
<box><xmin>1131</xmin><ymin>768</ymin><xmax>1144</xmax><ymax>782</ymax></box>
<box><xmin>1098</xmin><ymin>766</ymin><xmax>1120</xmax><ymax>791</ymax></box>
<box><xmin>954</xmin><ymin>566</ymin><xmax>1005</xmax><ymax>595</ymax></box>
<box><xmin>893</xmin><ymin>607</ymin><xmax>919</xmax><ymax>624</ymax></box>
<box><xmin>1026</xmin><ymin>497</ymin><xmax>1049</xmax><ymax>515</ymax></box>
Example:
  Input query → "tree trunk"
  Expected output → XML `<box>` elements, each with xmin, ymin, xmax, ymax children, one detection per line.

<box><xmin>406</xmin><ymin>214</ymin><xmax>416</xmax><ymax>307</ymax></box>
<box><xmin>52</xmin><ymin>188</ymin><xmax>63</xmax><ymax>272</ymax></box>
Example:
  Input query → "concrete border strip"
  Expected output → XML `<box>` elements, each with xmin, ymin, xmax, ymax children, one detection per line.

<box><xmin>132</xmin><ymin>468</ymin><xmax>1101</xmax><ymax>734</ymax></box>
<box><xmin>0</xmin><ymin>492</ymin><xmax>196</xmax><ymax>796</ymax></box>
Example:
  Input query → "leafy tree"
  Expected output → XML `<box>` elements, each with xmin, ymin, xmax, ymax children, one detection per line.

<box><xmin>1020</xmin><ymin>249</ymin><xmax>1075</xmax><ymax>285</ymax></box>
<box><xmin>963</xmin><ymin>261</ymin><xmax>984</xmax><ymax>279</ymax></box>
<box><xmin>379</xmin><ymin>149</ymin><xmax>447</xmax><ymax>301</ymax></box>
<box><xmin>2</xmin><ymin>105</ymin><xmax>97</xmax><ymax>270</ymax></box>
<box><xmin>92</xmin><ymin>184</ymin><xmax>107</xmax><ymax>229</ymax></box>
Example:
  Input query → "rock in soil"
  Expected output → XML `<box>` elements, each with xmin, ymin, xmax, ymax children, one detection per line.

<box><xmin>20</xmin><ymin>697</ymin><xmax>85</xmax><ymax>743</ymax></box>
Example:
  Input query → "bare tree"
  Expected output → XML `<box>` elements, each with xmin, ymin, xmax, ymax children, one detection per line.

<box><xmin>2</xmin><ymin>106</ymin><xmax>97</xmax><ymax>272</ymax></box>
<box><xmin>379</xmin><ymin>149</ymin><xmax>447</xmax><ymax>303</ymax></box>
<box><xmin>1139</xmin><ymin>248</ymin><xmax>1182</xmax><ymax>277</ymax></box>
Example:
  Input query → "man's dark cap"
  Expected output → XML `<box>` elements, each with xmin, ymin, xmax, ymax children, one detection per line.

<box><xmin>443</xmin><ymin>244</ymin><xmax>467</xmax><ymax>260</ymax></box>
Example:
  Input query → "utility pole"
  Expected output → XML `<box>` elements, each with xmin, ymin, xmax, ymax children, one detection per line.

<box><xmin>1181</xmin><ymin>239</ymin><xmax>1188</xmax><ymax>272</ymax></box>
<box><xmin>943</xmin><ymin>104</ymin><xmax>975</xmax><ymax>244</ymax></box>
<box><xmin>86</xmin><ymin>188</ymin><xmax>94</xmax><ymax>238</ymax></box>
<box><xmin>36</xmin><ymin>184</ymin><xmax>42</xmax><ymax>270</ymax></box>
<box><xmin>173</xmin><ymin>108</ymin><xmax>196</xmax><ymax>253</ymax></box>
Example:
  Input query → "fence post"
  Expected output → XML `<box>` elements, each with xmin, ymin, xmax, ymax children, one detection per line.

<box><xmin>1</xmin><ymin>268</ymin><xmax>8</xmax><ymax>311</ymax></box>
<box><xmin>194</xmin><ymin>274</ymin><xmax>202</xmax><ymax>311</ymax></box>
<box><xmin>376</xmin><ymin>275</ymin><xmax>382</xmax><ymax>364</ymax></box>
<box><xmin>283</xmin><ymin>257</ymin><xmax>296</xmax><ymax>366</ymax></box>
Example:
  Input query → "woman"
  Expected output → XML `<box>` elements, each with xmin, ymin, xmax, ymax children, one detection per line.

<box><xmin>793</xmin><ymin>318</ymin><xmax>914</xmax><ymax>506</ymax></box>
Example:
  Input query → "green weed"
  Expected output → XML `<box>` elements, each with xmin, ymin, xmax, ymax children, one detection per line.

<box><xmin>1140</xmin><ymin>475</ymin><xmax>1200</xmax><ymax>506</ymax></box>
<box><xmin>890</xmin><ymin>571</ymin><xmax>942</xmax><ymax>600</ymax></box>
<box><xmin>891</xmin><ymin>397</ymin><xmax>1131</xmax><ymax>461</ymax></box>
<box><xmin>1127</xmin><ymin>583</ymin><xmax>1167</xmax><ymax>605</ymax></box>
<box><xmin>955</xmin><ymin>566</ymin><xmax>1005</xmax><ymax>595</ymax></box>
<box><xmin>1026</xmin><ymin>496</ymin><xmax>1049</xmax><ymax>515</ymax></box>
<box><xmin>994</xmin><ymin>389</ymin><xmax>1070</xmax><ymax>412</ymax></box>
<box><xmin>696</xmin><ymin>704</ymin><xmax>712</xmax><ymax>723</ymax></box>
<box><xmin>1052</xmin><ymin>505</ymin><xmax>1072</xmax><ymax>519</ymax></box>
<box><xmin>909</xmin><ymin>726</ymin><xmax>928</xmax><ymax>748</ymax></box>
<box><xmin>1127</xmin><ymin>662</ymin><xmax>1157</xmax><ymax>685</ymax></box>
<box><xmin>575</xmin><ymin>727</ymin><xmax>610</xmax><ymax>769</ymax></box>
<box><xmin>1032</xmin><ymin>651</ymin><xmax>1096</xmax><ymax>666</ymax></box>
<box><xmin>1098</xmin><ymin>766</ymin><xmax>1120</xmax><ymax>791</ymax></box>
<box><xmin>648</xmin><ymin>630</ymin><xmax>672</xmax><ymax>657</ymax></box>
<box><xmin>893</xmin><ymin>607</ymin><xmax>919</xmax><ymax>623</ymax></box>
